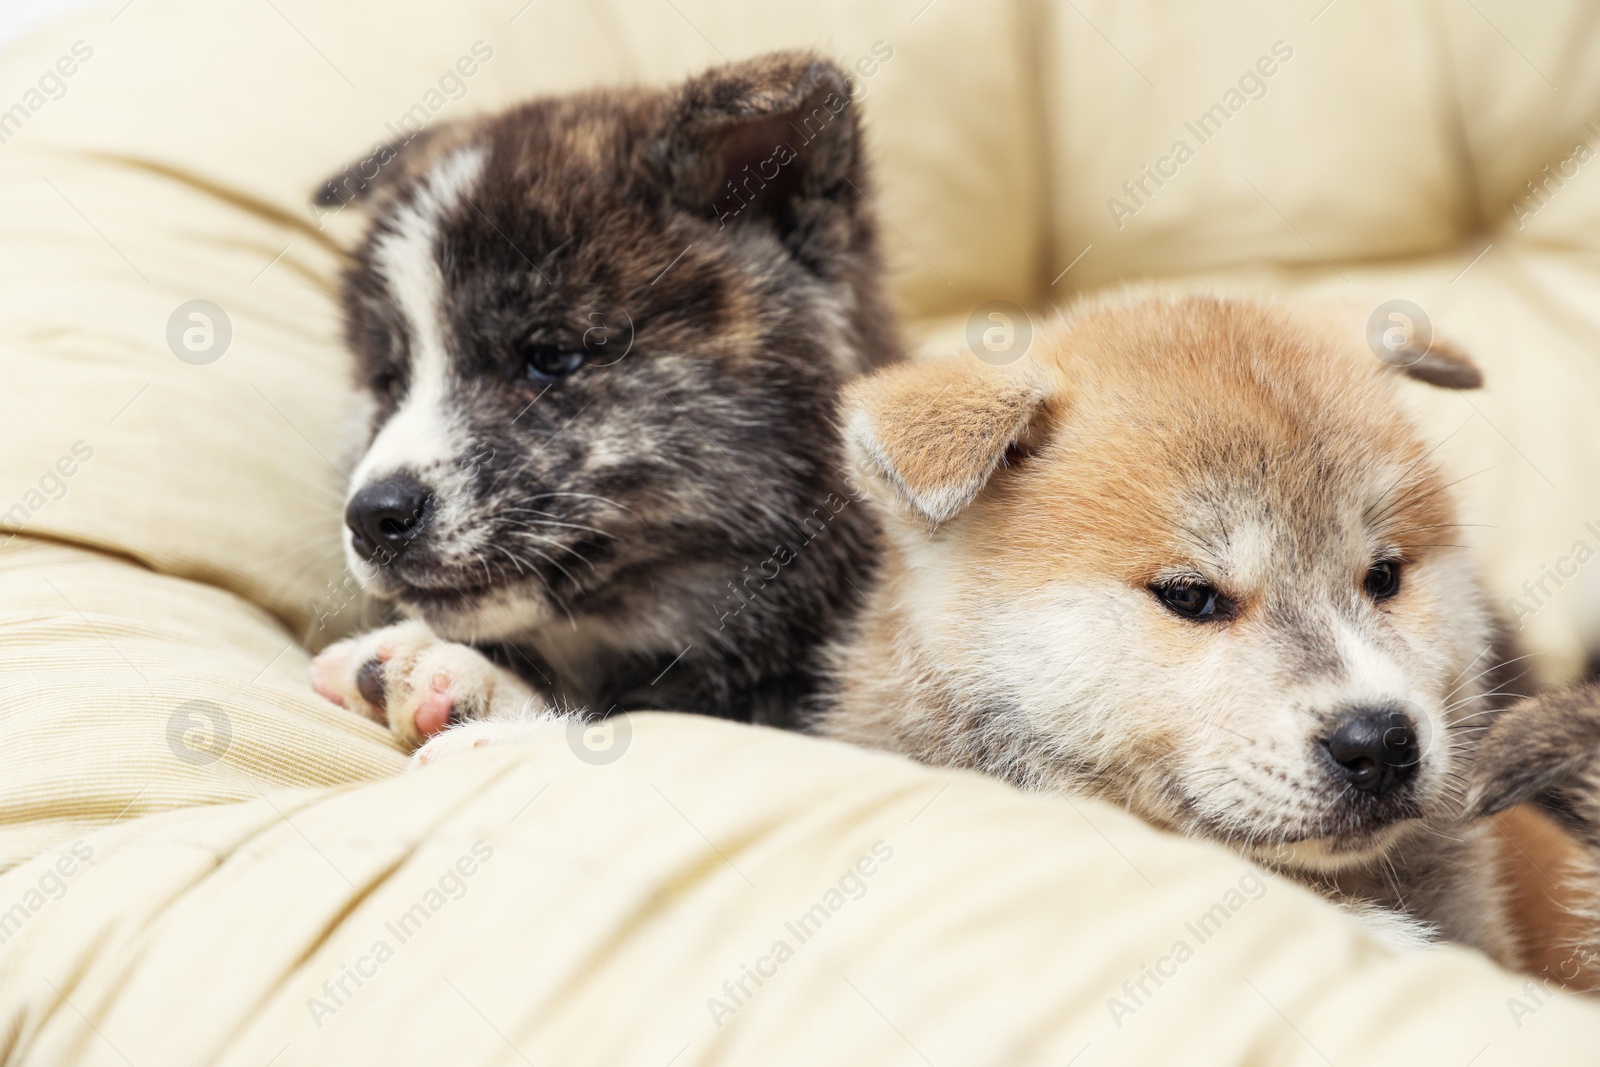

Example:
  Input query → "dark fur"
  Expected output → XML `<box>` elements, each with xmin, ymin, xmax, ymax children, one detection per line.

<box><xmin>1470</xmin><ymin>681</ymin><xmax>1600</xmax><ymax>848</ymax></box>
<box><xmin>322</xmin><ymin>52</ymin><xmax>899</xmax><ymax>726</ymax></box>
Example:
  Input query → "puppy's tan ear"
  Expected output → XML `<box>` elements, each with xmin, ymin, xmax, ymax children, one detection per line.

<box><xmin>844</xmin><ymin>358</ymin><xmax>1053</xmax><ymax>526</ymax></box>
<box><xmin>1389</xmin><ymin>336</ymin><xmax>1483</xmax><ymax>390</ymax></box>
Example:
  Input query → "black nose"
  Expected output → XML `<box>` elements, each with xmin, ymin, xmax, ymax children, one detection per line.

<box><xmin>1323</xmin><ymin>708</ymin><xmax>1419</xmax><ymax>797</ymax></box>
<box><xmin>345</xmin><ymin>475</ymin><xmax>433</xmax><ymax>561</ymax></box>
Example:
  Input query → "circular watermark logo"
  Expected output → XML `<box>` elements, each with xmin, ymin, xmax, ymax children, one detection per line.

<box><xmin>965</xmin><ymin>300</ymin><xmax>1033</xmax><ymax>366</ymax></box>
<box><xmin>1364</xmin><ymin>299</ymin><xmax>1431</xmax><ymax>368</ymax></box>
<box><xmin>566</xmin><ymin>712</ymin><xmax>631</xmax><ymax>766</ymax></box>
<box><xmin>166</xmin><ymin>300</ymin><xmax>232</xmax><ymax>365</ymax></box>
<box><xmin>1395</xmin><ymin>698</ymin><xmax>1437</xmax><ymax>766</ymax></box>
<box><xmin>580</xmin><ymin>307</ymin><xmax>636</xmax><ymax>367</ymax></box>
<box><xmin>167</xmin><ymin>700</ymin><xmax>233</xmax><ymax>765</ymax></box>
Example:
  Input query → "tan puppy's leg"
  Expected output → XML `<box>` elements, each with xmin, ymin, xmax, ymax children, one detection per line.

<box><xmin>1491</xmin><ymin>805</ymin><xmax>1600</xmax><ymax>991</ymax></box>
<box><xmin>312</xmin><ymin>621</ymin><xmax>545</xmax><ymax>750</ymax></box>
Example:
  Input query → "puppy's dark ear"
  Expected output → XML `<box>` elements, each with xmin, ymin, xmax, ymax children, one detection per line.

<box><xmin>311</xmin><ymin>126</ymin><xmax>450</xmax><ymax>211</ymax></box>
<box><xmin>844</xmin><ymin>357</ymin><xmax>1055</xmax><ymax>527</ymax></box>
<box><xmin>651</xmin><ymin>51</ymin><xmax>864</xmax><ymax>258</ymax></box>
<box><xmin>1389</xmin><ymin>336</ymin><xmax>1483</xmax><ymax>389</ymax></box>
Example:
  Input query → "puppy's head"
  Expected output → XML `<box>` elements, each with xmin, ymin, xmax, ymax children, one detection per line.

<box><xmin>844</xmin><ymin>295</ymin><xmax>1489</xmax><ymax>872</ymax></box>
<box><xmin>323</xmin><ymin>52</ymin><xmax>895</xmax><ymax>644</ymax></box>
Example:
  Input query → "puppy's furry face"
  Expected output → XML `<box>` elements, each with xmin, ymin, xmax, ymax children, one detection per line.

<box><xmin>827</xmin><ymin>296</ymin><xmax>1492</xmax><ymax>873</ymax></box>
<box><xmin>323</xmin><ymin>53</ymin><xmax>895</xmax><ymax>704</ymax></box>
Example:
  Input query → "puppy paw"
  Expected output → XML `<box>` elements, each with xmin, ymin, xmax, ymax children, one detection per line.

<box><xmin>409</xmin><ymin>717</ymin><xmax>563</xmax><ymax>769</ymax></box>
<box><xmin>1467</xmin><ymin>682</ymin><xmax>1600</xmax><ymax>829</ymax></box>
<box><xmin>310</xmin><ymin>621</ymin><xmax>540</xmax><ymax>749</ymax></box>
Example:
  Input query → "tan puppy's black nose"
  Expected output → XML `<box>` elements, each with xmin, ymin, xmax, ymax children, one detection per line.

<box><xmin>1324</xmin><ymin>709</ymin><xmax>1418</xmax><ymax>796</ymax></box>
<box><xmin>346</xmin><ymin>475</ymin><xmax>432</xmax><ymax>561</ymax></box>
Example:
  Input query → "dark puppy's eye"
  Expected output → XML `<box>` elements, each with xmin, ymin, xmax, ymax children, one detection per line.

<box><xmin>1151</xmin><ymin>580</ymin><xmax>1232</xmax><ymax>622</ymax></box>
<box><xmin>1364</xmin><ymin>559</ymin><xmax>1402</xmax><ymax>601</ymax></box>
<box><xmin>371</xmin><ymin>369</ymin><xmax>401</xmax><ymax>400</ymax></box>
<box><xmin>519</xmin><ymin>342</ymin><xmax>586</xmax><ymax>383</ymax></box>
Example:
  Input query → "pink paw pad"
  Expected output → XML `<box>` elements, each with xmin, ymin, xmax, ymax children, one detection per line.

<box><xmin>310</xmin><ymin>651</ymin><xmax>351</xmax><ymax>707</ymax></box>
<box><xmin>412</xmin><ymin>672</ymin><xmax>455</xmax><ymax>738</ymax></box>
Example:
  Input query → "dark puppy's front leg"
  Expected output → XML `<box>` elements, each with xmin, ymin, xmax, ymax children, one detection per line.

<box><xmin>312</xmin><ymin>621</ymin><xmax>551</xmax><ymax>752</ymax></box>
<box><xmin>1469</xmin><ymin>682</ymin><xmax>1600</xmax><ymax>848</ymax></box>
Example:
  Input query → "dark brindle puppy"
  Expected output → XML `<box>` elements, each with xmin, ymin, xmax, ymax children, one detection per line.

<box><xmin>310</xmin><ymin>52</ymin><xmax>898</xmax><ymax>748</ymax></box>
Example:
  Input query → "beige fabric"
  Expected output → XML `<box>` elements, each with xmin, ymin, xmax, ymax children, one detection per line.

<box><xmin>6</xmin><ymin>717</ymin><xmax>1600</xmax><ymax>1066</ymax></box>
<box><xmin>0</xmin><ymin>538</ymin><xmax>404</xmax><ymax>870</ymax></box>
<box><xmin>2</xmin><ymin>0</ymin><xmax>1600</xmax><ymax>1061</ymax></box>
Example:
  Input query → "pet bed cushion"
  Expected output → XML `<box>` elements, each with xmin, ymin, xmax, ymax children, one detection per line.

<box><xmin>2</xmin><ymin>0</ymin><xmax>1599</xmax><ymax>1062</ymax></box>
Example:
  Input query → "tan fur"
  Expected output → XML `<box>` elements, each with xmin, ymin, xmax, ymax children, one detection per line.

<box><xmin>1493</xmin><ymin>806</ymin><xmax>1600</xmax><ymax>986</ymax></box>
<box><xmin>820</xmin><ymin>291</ymin><xmax>1598</xmax><ymax>983</ymax></box>
<box><xmin>845</xmin><ymin>361</ymin><xmax>1052</xmax><ymax>525</ymax></box>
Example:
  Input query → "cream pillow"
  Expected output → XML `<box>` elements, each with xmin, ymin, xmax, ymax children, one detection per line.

<box><xmin>3</xmin><ymin>717</ymin><xmax>1599</xmax><ymax>1065</ymax></box>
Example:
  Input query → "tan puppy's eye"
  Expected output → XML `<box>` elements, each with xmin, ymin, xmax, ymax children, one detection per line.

<box><xmin>1150</xmin><ymin>579</ymin><xmax>1234</xmax><ymax>622</ymax></box>
<box><xmin>1364</xmin><ymin>559</ymin><xmax>1402</xmax><ymax>601</ymax></box>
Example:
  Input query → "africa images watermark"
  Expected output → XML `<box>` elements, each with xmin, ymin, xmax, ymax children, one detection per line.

<box><xmin>1106</xmin><ymin>39</ymin><xmax>1294</xmax><ymax>229</ymax></box>
<box><xmin>1105</xmin><ymin>869</ymin><xmax>1269</xmax><ymax>1028</ymax></box>
<box><xmin>1504</xmin><ymin>517</ymin><xmax>1600</xmax><ymax>631</ymax></box>
<box><xmin>711</xmin><ymin>479</ymin><xmax>863</xmax><ymax>631</ymax></box>
<box><xmin>0</xmin><ymin>40</ymin><xmax>94</xmax><ymax>148</ymax></box>
<box><xmin>966</xmin><ymin>299</ymin><xmax>1035</xmax><ymax>365</ymax></box>
<box><xmin>705</xmin><ymin>840</ymin><xmax>895</xmax><ymax>1028</ymax></box>
<box><xmin>1506</xmin><ymin>943</ymin><xmax>1600</xmax><ymax>1028</ymax></box>
<box><xmin>166</xmin><ymin>299</ymin><xmax>232</xmax><ymax>365</ymax></box>
<box><xmin>167</xmin><ymin>699</ymin><xmax>233</xmax><ymax>766</ymax></box>
<box><xmin>0</xmin><ymin>839</ymin><xmax>94</xmax><ymax>946</ymax></box>
<box><xmin>306</xmin><ymin>839</ymin><xmax>495</xmax><ymax>1028</ymax></box>
<box><xmin>1508</xmin><ymin>121</ymin><xmax>1600</xmax><ymax>230</ymax></box>
<box><xmin>313</xmin><ymin>41</ymin><xmax>496</xmax><ymax>225</ymax></box>
<box><xmin>712</xmin><ymin>40</ymin><xmax>895</xmax><ymax>228</ymax></box>
<box><xmin>0</xmin><ymin>440</ymin><xmax>94</xmax><ymax>544</ymax></box>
